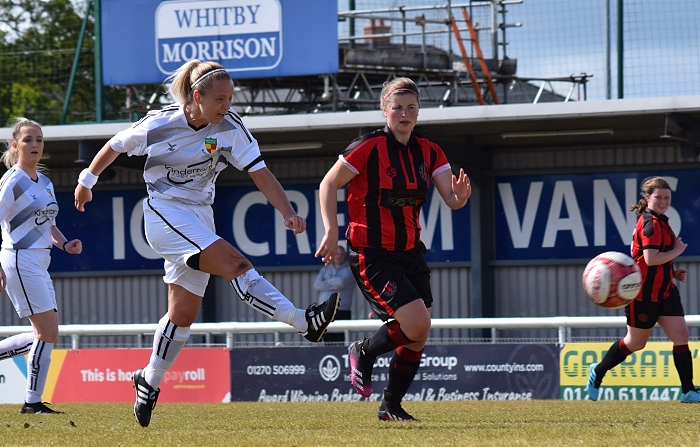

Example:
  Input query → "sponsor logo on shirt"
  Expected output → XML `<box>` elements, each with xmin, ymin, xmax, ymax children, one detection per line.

<box><xmin>381</xmin><ymin>188</ymin><xmax>427</xmax><ymax>207</ymax></box>
<box><xmin>166</xmin><ymin>159</ymin><xmax>215</xmax><ymax>184</ymax></box>
<box><xmin>35</xmin><ymin>202</ymin><xmax>59</xmax><ymax>225</ymax></box>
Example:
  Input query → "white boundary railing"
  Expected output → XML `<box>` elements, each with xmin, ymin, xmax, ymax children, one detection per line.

<box><xmin>4</xmin><ymin>316</ymin><xmax>700</xmax><ymax>349</ymax></box>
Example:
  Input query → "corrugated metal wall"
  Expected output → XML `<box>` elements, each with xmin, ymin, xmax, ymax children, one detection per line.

<box><xmin>0</xmin><ymin>266</ymin><xmax>469</xmax><ymax>346</ymax></box>
<box><xmin>490</xmin><ymin>143</ymin><xmax>681</xmax><ymax>171</ymax></box>
<box><xmin>494</xmin><ymin>262</ymin><xmax>700</xmax><ymax>341</ymax></box>
<box><xmin>210</xmin><ymin>265</ymin><xmax>470</xmax><ymax>344</ymax></box>
<box><xmin>0</xmin><ymin>274</ymin><xmax>169</xmax><ymax>347</ymax></box>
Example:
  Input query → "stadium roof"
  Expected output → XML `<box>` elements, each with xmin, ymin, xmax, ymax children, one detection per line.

<box><xmin>2</xmin><ymin>95</ymin><xmax>700</xmax><ymax>169</ymax></box>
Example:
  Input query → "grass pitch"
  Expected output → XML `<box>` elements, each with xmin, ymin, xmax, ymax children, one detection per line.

<box><xmin>0</xmin><ymin>400</ymin><xmax>698</xmax><ymax>447</ymax></box>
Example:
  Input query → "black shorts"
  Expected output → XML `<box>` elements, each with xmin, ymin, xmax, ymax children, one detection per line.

<box><xmin>625</xmin><ymin>287</ymin><xmax>685</xmax><ymax>329</ymax></box>
<box><xmin>348</xmin><ymin>242</ymin><xmax>432</xmax><ymax>322</ymax></box>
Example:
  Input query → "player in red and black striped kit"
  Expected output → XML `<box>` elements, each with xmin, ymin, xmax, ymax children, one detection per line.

<box><xmin>586</xmin><ymin>176</ymin><xmax>700</xmax><ymax>403</ymax></box>
<box><xmin>316</xmin><ymin>77</ymin><xmax>471</xmax><ymax>420</ymax></box>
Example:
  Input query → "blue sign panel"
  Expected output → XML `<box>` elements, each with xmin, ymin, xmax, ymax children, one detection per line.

<box><xmin>230</xmin><ymin>344</ymin><xmax>560</xmax><ymax>402</ymax></box>
<box><xmin>49</xmin><ymin>183</ymin><xmax>469</xmax><ymax>273</ymax></box>
<box><xmin>212</xmin><ymin>184</ymin><xmax>470</xmax><ymax>266</ymax></box>
<box><xmin>101</xmin><ymin>0</ymin><xmax>338</xmax><ymax>86</ymax></box>
<box><xmin>494</xmin><ymin>170</ymin><xmax>699</xmax><ymax>260</ymax></box>
<box><xmin>51</xmin><ymin>190</ymin><xmax>162</xmax><ymax>273</ymax></box>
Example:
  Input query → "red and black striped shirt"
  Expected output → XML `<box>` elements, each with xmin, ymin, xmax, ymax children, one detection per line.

<box><xmin>341</xmin><ymin>126</ymin><xmax>450</xmax><ymax>251</ymax></box>
<box><xmin>631</xmin><ymin>208</ymin><xmax>677</xmax><ymax>301</ymax></box>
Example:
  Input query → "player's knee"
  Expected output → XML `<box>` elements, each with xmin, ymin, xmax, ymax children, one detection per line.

<box><xmin>201</xmin><ymin>242</ymin><xmax>253</xmax><ymax>278</ymax></box>
<box><xmin>217</xmin><ymin>244</ymin><xmax>252</xmax><ymax>275</ymax></box>
<box><xmin>168</xmin><ymin>299</ymin><xmax>199</xmax><ymax>326</ymax></box>
<box><xmin>625</xmin><ymin>340</ymin><xmax>646</xmax><ymax>352</ymax></box>
<box><xmin>34</xmin><ymin>328</ymin><xmax>59</xmax><ymax>344</ymax></box>
<box><xmin>168</xmin><ymin>311</ymin><xmax>197</xmax><ymax>327</ymax></box>
<box><xmin>403</xmin><ymin>318</ymin><xmax>431</xmax><ymax>342</ymax></box>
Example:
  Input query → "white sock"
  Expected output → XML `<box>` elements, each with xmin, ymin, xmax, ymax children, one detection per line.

<box><xmin>0</xmin><ymin>332</ymin><xmax>34</xmax><ymax>361</ymax></box>
<box><xmin>144</xmin><ymin>314</ymin><xmax>191</xmax><ymax>389</ymax></box>
<box><xmin>231</xmin><ymin>269</ymin><xmax>306</xmax><ymax>331</ymax></box>
<box><xmin>292</xmin><ymin>309</ymin><xmax>307</xmax><ymax>330</ymax></box>
<box><xmin>25</xmin><ymin>339</ymin><xmax>53</xmax><ymax>404</ymax></box>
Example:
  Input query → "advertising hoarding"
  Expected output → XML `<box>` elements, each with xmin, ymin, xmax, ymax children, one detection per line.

<box><xmin>50</xmin><ymin>183</ymin><xmax>469</xmax><ymax>272</ymax></box>
<box><xmin>101</xmin><ymin>0</ymin><xmax>338</xmax><ymax>85</ymax></box>
<box><xmin>230</xmin><ymin>344</ymin><xmax>560</xmax><ymax>402</ymax></box>
<box><xmin>495</xmin><ymin>170</ymin><xmax>698</xmax><ymax>260</ymax></box>
<box><xmin>559</xmin><ymin>342</ymin><xmax>699</xmax><ymax>401</ymax></box>
<box><xmin>0</xmin><ymin>348</ymin><xmax>230</xmax><ymax>404</ymax></box>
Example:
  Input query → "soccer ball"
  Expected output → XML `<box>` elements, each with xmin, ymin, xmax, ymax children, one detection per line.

<box><xmin>582</xmin><ymin>251</ymin><xmax>642</xmax><ymax>309</ymax></box>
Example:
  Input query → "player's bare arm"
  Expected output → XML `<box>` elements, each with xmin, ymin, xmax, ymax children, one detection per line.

<box><xmin>51</xmin><ymin>226</ymin><xmax>82</xmax><ymax>255</ymax></box>
<box><xmin>75</xmin><ymin>144</ymin><xmax>121</xmax><ymax>212</ymax></box>
<box><xmin>433</xmin><ymin>168</ymin><xmax>471</xmax><ymax>210</ymax></box>
<box><xmin>315</xmin><ymin>160</ymin><xmax>355</xmax><ymax>265</ymax></box>
<box><xmin>248</xmin><ymin>167</ymin><xmax>306</xmax><ymax>234</ymax></box>
<box><xmin>644</xmin><ymin>238</ymin><xmax>687</xmax><ymax>266</ymax></box>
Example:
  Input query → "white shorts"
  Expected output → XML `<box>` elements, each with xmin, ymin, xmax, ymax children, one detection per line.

<box><xmin>0</xmin><ymin>248</ymin><xmax>56</xmax><ymax>318</ymax></box>
<box><xmin>143</xmin><ymin>198</ymin><xmax>221</xmax><ymax>297</ymax></box>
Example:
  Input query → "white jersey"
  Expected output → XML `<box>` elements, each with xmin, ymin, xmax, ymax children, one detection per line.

<box><xmin>0</xmin><ymin>167</ymin><xmax>58</xmax><ymax>250</ymax></box>
<box><xmin>109</xmin><ymin>104</ymin><xmax>265</xmax><ymax>206</ymax></box>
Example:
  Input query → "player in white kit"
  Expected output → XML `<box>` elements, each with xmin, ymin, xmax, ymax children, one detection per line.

<box><xmin>74</xmin><ymin>60</ymin><xmax>340</xmax><ymax>427</ymax></box>
<box><xmin>0</xmin><ymin>117</ymin><xmax>83</xmax><ymax>414</ymax></box>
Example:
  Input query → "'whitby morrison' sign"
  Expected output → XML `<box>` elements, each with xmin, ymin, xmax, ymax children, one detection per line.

<box><xmin>101</xmin><ymin>0</ymin><xmax>338</xmax><ymax>86</ymax></box>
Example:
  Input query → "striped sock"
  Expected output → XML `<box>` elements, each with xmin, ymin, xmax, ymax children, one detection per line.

<box><xmin>144</xmin><ymin>314</ymin><xmax>191</xmax><ymax>389</ymax></box>
<box><xmin>25</xmin><ymin>339</ymin><xmax>53</xmax><ymax>404</ymax></box>
<box><xmin>232</xmin><ymin>269</ymin><xmax>301</xmax><ymax>330</ymax></box>
<box><xmin>386</xmin><ymin>346</ymin><xmax>424</xmax><ymax>402</ymax></box>
<box><xmin>0</xmin><ymin>332</ymin><xmax>34</xmax><ymax>361</ymax></box>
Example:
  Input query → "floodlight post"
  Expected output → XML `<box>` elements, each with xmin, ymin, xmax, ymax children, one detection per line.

<box><xmin>61</xmin><ymin>0</ymin><xmax>93</xmax><ymax>124</ymax></box>
<box><xmin>94</xmin><ymin>0</ymin><xmax>104</xmax><ymax>122</ymax></box>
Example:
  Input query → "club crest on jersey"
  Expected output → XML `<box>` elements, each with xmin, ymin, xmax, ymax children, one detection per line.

<box><xmin>45</xmin><ymin>188</ymin><xmax>54</xmax><ymax>198</ymax></box>
<box><xmin>418</xmin><ymin>163</ymin><xmax>429</xmax><ymax>181</ymax></box>
<box><xmin>202</xmin><ymin>138</ymin><xmax>219</xmax><ymax>157</ymax></box>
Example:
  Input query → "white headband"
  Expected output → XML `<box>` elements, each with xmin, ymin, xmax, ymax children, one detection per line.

<box><xmin>190</xmin><ymin>68</ymin><xmax>228</xmax><ymax>88</ymax></box>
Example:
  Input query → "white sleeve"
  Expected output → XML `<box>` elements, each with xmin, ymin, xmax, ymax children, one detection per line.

<box><xmin>108</xmin><ymin>123</ymin><xmax>148</xmax><ymax>156</ymax></box>
<box><xmin>46</xmin><ymin>179</ymin><xmax>58</xmax><ymax>226</ymax></box>
<box><xmin>0</xmin><ymin>182</ymin><xmax>12</xmax><ymax>224</ymax></box>
<box><xmin>222</xmin><ymin>130</ymin><xmax>265</xmax><ymax>172</ymax></box>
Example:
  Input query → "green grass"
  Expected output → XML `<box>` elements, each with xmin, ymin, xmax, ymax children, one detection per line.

<box><xmin>0</xmin><ymin>400</ymin><xmax>698</xmax><ymax>447</ymax></box>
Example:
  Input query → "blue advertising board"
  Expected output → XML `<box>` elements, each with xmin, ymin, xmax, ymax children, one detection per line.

<box><xmin>101</xmin><ymin>0</ymin><xmax>338</xmax><ymax>86</ymax></box>
<box><xmin>230</xmin><ymin>344</ymin><xmax>561</xmax><ymax>402</ymax></box>
<box><xmin>49</xmin><ymin>183</ymin><xmax>469</xmax><ymax>273</ymax></box>
<box><xmin>494</xmin><ymin>170</ymin><xmax>698</xmax><ymax>260</ymax></box>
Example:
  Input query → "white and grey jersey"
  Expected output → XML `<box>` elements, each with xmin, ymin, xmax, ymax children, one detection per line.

<box><xmin>0</xmin><ymin>167</ymin><xmax>58</xmax><ymax>250</ymax></box>
<box><xmin>109</xmin><ymin>104</ymin><xmax>265</xmax><ymax>206</ymax></box>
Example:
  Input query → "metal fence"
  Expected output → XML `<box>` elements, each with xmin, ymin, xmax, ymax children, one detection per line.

<box><xmin>4</xmin><ymin>315</ymin><xmax>700</xmax><ymax>349</ymax></box>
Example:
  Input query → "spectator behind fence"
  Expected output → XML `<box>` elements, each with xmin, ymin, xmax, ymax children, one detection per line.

<box><xmin>314</xmin><ymin>245</ymin><xmax>357</xmax><ymax>342</ymax></box>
